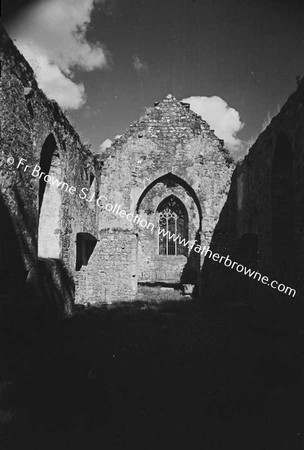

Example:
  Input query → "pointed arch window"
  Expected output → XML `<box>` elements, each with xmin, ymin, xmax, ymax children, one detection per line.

<box><xmin>157</xmin><ymin>195</ymin><xmax>188</xmax><ymax>256</ymax></box>
<box><xmin>38</xmin><ymin>133</ymin><xmax>62</xmax><ymax>258</ymax></box>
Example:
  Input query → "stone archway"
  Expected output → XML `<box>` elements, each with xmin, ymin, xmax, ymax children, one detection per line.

<box><xmin>136</xmin><ymin>173</ymin><xmax>202</xmax><ymax>286</ymax></box>
<box><xmin>38</xmin><ymin>133</ymin><xmax>62</xmax><ymax>258</ymax></box>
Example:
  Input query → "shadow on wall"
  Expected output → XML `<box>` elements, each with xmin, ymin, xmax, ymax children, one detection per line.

<box><xmin>29</xmin><ymin>131</ymin><xmax>74</xmax><ymax>316</ymax></box>
<box><xmin>0</xmin><ymin>188</ymin><xmax>74</xmax><ymax>320</ymax></box>
<box><xmin>180</xmin><ymin>230</ymin><xmax>201</xmax><ymax>291</ymax></box>
<box><xmin>0</xmin><ymin>193</ymin><xmax>26</xmax><ymax>301</ymax></box>
<box><xmin>199</xmin><ymin>173</ymin><xmax>239</xmax><ymax>302</ymax></box>
<box><xmin>200</xmin><ymin>131</ymin><xmax>299</xmax><ymax>303</ymax></box>
<box><xmin>271</xmin><ymin>132</ymin><xmax>295</xmax><ymax>287</ymax></box>
<box><xmin>199</xmin><ymin>170</ymin><xmax>266</xmax><ymax>303</ymax></box>
<box><xmin>25</xmin><ymin>258</ymin><xmax>74</xmax><ymax>318</ymax></box>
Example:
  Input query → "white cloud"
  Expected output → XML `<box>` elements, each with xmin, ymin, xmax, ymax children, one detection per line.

<box><xmin>99</xmin><ymin>138</ymin><xmax>113</xmax><ymax>152</ymax></box>
<box><xmin>132</xmin><ymin>55</ymin><xmax>148</xmax><ymax>72</ymax></box>
<box><xmin>97</xmin><ymin>135</ymin><xmax>123</xmax><ymax>154</ymax></box>
<box><xmin>18</xmin><ymin>43</ymin><xmax>86</xmax><ymax>109</ymax></box>
<box><xmin>181</xmin><ymin>95</ymin><xmax>245</xmax><ymax>156</ymax></box>
<box><xmin>8</xmin><ymin>0</ymin><xmax>108</xmax><ymax>109</ymax></box>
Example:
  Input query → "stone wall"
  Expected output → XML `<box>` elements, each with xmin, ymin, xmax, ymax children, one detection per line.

<box><xmin>75</xmin><ymin>230</ymin><xmax>138</xmax><ymax>304</ymax></box>
<box><xmin>202</xmin><ymin>78</ymin><xmax>304</xmax><ymax>302</ymax></box>
<box><xmin>0</xmin><ymin>26</ymin><xmax>99</xmax><ymax>313</ymax></box>
<box><xmin>76</xmin><ymin>94</ymin><xmax>235</xmax><ymax>303</ymax></box>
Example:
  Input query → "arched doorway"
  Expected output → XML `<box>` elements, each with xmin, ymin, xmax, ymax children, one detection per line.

<box><xmin>136</xmin><ymin>173</ymin><xmax>201</xmax><ymax>285</ymax></box>
<box><xmin>38</xmin><ymin>133</ymin><xmax>62</xmax><ymax>258</ymax></box>
<box><xmin>75</xmin><ymin>232</ymin><xmax>98</xmax><ymax>271</ymax></box>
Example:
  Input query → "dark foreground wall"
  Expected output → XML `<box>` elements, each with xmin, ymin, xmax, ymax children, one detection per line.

<box><xmin>202</xmin><ymin>79</ymin><xmax>304</xmax><ymax>303</ymax></box>
<box><xmin>0</xmin><ymin>26</ymin><xmax>99</xmax><ymax>315</ymax></box>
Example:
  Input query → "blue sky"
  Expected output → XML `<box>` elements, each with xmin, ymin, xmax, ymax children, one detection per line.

<box><xmin>4</xmin><ymin>0</ymin><xmax>304</xmax><ymax>157</ymax></box>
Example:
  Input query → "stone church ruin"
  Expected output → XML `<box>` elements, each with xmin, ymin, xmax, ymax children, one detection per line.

<box><xmin>1</xmin><ymin>26</ymin><xmax>303</xmax><ymax>313</ymax></box>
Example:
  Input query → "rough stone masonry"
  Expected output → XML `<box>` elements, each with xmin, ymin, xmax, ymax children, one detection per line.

<box><xmin>75</xmin><ymin>94</ymin><xmax>234</xmax><ymax>303</ymax></box>
<box><xmin>1</xmin><ymin>24</ymin><xmax>303</xmax><ymax>311</ymax></box>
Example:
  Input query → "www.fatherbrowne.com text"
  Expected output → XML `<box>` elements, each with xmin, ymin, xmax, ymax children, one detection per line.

<box><xmin>10</xmin><ymin>156</ymin><xmax>297</xmax><ymax>298</ymax></box>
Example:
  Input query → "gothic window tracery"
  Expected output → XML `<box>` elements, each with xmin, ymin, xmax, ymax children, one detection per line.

<box><xmin>157</xmin><ymin>195</ymin><xmax>188</xmax><ymax>256</ymax></box>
